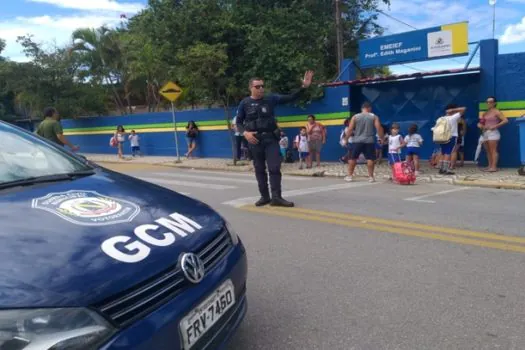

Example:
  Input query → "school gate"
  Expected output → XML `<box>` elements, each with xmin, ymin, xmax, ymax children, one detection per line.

<box><xmin>349</xmin><ymin>70</ymin><xmax>480</xmax><ymax>160</ymax></box>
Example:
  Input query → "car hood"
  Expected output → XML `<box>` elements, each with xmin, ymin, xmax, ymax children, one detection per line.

<box><xmin>0</xmin><ymin>169</ymin><xmax>225</xmax><ymax>308</ymax></box>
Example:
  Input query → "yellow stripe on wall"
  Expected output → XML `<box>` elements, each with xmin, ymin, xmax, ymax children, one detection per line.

<box><xmin>64</xmin><ymin>119</ymin><xmax>347</xmax><ymax>136</ymax></box>
<box><xmin>478</xmin><ymin>110</ymin><xmax>525</xmax><ymax>118</ymax></box>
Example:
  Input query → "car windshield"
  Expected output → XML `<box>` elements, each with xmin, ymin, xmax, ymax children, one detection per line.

<box><xmin>0</xmin><ymin>122</ymin><xmax>92</xmax><ymax>184</ymax></box>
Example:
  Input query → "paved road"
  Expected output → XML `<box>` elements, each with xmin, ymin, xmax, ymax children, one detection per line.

<box><xmin>104</xmin><ymin>163</ymin><xmax>525</xmax><ymax>350</ymax></box>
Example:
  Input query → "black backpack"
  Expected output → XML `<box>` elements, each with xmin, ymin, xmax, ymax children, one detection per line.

<box><xmin>285</xmin><ymin>148</ymin><xmax>294</xmax><ymax>163</ymax></box>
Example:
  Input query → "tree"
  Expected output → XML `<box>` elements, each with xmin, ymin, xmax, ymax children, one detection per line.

<box><xmin>176</xmin><ymin>42</ymin><xmax>240</xmax><ymax>163</ymax></box>
<box><xmin>0</xmin><ymin>38</ymin><xmax>5</xmax><ymax>59</ymax></box>
<box><xmin>72</xmin><ymin>27</ymin><xmax>128</xmax><ymax>114</ymax></box>
<box><xmin>3</xmin><ymin>0</ymin><xmax>391</xmax><ymax>122</ymax></box>
<box><xmin>121</xmin><ymin>32</ymin><xmax>166</xmax><ymax>112</ymax></box>
<box><xmin>0</xmin><ymin>35</ymin><xmax>109</xmax><ymax>120</ymax></box>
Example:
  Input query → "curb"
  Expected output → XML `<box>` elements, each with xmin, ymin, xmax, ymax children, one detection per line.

<box><xmin>158</xmin><ymin>162</ymin><xmax>254</xmax><ymax>173</ymax></box>
<box><xmin>93</xmin><ymin>159</ymin><xmax>525</xmax><ymax>190</ymax></box>
<box><xmin>454</xmin><ymin>179</ymin><xmax>525</xmax><ymax>190</ymax></box>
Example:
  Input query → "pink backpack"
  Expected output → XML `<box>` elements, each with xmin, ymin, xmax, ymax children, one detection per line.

<box><xmin>391</xmin><ymin>154</ymin><xmax>416</xmax><ymax>185</ymax></box>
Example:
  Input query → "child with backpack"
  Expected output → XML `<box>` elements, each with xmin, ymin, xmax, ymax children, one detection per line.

<box><xmin>294</xmin><ymin>127</ymin><xmax>309</xmax><ymax>169</ymax></box>
<box><xmin>432</xmin><ymin>104</ymin><xmax>467</xmax><ymax>175</ymax></box>
<box><xmin>387</xmin><ymin>124</ymin><xmax>405</xmax><ymax>165</ymax></box>
<box><xmin>404</xmin><ymin>124</ymin><xmax>423</xmax><ymax>175</ymax></box>
<box><xmin>388</xmin><ymin>123</ymin><xmax>416</xmax><ymax>184</ymax></box>
<box><xmin>339</xmin><ymin>117</ymin><xmax>353</xmax><ymax>163</ymax></box>
<box><xmin>279</xmin><ymin>131</ymin><xmax>289</xmax><ymax>163</ymax></box>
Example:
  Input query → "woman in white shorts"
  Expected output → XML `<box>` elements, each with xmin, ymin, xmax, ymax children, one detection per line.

<box><xmin>478</xmin><ymin>96</ymin><xmax>508</xmax><ymax>172</ymax></box>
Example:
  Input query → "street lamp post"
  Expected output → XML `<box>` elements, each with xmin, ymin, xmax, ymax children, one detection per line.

<box><xmin>489</xmin><ymin>0</ymin><xmax>496</xmax><ymax>39</ymax></box>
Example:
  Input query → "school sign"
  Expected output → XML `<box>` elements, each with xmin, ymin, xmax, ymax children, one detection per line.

<box><xmin>359</xmin><ymin>22</ymin><xmax>469</xmax><ymax>68</ymax></box>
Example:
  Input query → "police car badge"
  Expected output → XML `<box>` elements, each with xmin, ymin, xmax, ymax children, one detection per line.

<box><xmin>31</xmin><ymin>190</ymin><xmax>140</xmax><ymax>226</ymax></box>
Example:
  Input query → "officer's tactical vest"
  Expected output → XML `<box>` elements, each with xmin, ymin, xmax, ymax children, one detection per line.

<box><xmin>243</xmin><ymin>98</ymin><xmax>278</xmax><ymax>132</ymax></box>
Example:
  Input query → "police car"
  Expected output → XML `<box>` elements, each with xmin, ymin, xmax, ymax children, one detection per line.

<box><xmin>0</xmin><ymin>120</ymin><xmax>247</xmax><ymax>349</ymax></box>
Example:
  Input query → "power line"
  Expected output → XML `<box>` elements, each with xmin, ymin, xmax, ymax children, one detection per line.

<box><xmin>400</xmin><ymin>64</ymin><xmax>427</xmax><ymax>72</ymax></box>
<box><xmin>376</xmin><ymin>10</ymin><xmax>417</xmax><ymax>30</ymax></box>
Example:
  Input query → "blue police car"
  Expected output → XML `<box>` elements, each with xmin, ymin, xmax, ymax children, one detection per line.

<box><xmin>0</xmin><ymin>121</ymin><xmax>247</xmax><ymax>349</ymax></box>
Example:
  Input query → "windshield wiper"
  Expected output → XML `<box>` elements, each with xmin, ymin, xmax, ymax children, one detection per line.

<box><xmin>0</xmin><ymin>169</ymin><xmax>96</xmax><ymax>190</ymax></box>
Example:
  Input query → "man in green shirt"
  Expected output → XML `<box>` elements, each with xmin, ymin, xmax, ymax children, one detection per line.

<box><xmin>35</xmin><ymin>107</ymin><xmax>79</xmax><ymax>151</ymax></box>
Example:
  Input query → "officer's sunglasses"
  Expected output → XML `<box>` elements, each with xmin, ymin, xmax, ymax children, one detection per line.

<box><xmin>253</xmin><ymin>85</ymin><xmax>264</xmax><ymax>89</ymax></box>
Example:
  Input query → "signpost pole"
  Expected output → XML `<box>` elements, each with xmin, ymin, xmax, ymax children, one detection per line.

<box><xmin>159</xmin><ymin>81</ymin><xmax>183</xmax><ymax>163</ymax></box>
<box><xmin>171</xmin><ymin>101</ymin><xmax>181</xmax><ymax>163</ymax></box>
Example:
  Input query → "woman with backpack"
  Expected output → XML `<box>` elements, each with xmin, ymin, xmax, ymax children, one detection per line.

<box><xmin>478</xmin><ymin>96</ymin><xmax>508</xmax><ymax>172</ymax></box>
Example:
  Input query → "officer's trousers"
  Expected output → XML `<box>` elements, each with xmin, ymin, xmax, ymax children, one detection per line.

<box><xmin>249</xmin><ymin>137</ymin><xmax>282</xmax><ymax>198</ymax></box>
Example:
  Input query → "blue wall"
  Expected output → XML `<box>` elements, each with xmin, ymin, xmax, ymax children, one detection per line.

<box><xmin>62</xmin><ymin>108</ymin><xmax>236</xmax><ymax>129</ymax></box>
<box><xmin>359</xmin><ymin>73</ymin><xmax>480</xmax><ymax>161</ymax></box>
<box><xmin>62</xmin><ymin>46</ymin><xmax>525</xmax><ymax>166</ymax></box>
<box><xmin>496</xmin><ymin>52</ymin><xmax>525</xmax><ymax>101</ymax></box>
<box><xmin>492</xmin><ymin>52</ymin><xmax>525</xmax><ymax>167</ymax></box>
<box><xmin>64</xmin><ymin>85</ymin><xmax>352</xmax><ymax>161</ymax></box>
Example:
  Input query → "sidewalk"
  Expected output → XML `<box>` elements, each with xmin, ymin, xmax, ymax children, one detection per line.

<box><xmin>84</xmin><ymin>153</ymin><xmax>525</xmax><ymax>190</ymax></box>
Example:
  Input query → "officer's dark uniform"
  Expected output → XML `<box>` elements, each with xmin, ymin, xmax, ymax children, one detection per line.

<box><xmin>236</xmin><ymin>89</ymin><xmax>304</xmax><ymax>206</ymax></box>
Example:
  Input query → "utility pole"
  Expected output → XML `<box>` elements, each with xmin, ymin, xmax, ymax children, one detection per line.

<box><xmin>335</xmin><ymin>0</ymin><xmax>344</xmax><ymax>74</ymax></box>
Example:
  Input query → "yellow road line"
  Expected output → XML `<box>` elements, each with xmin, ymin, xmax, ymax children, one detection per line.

<box><xmin>259</xmin><ymin>206</ymin><xmax>525</xmax><ymax>244</ymax></box>
<box><xmin>241</xmin><ymin>206</ymin><xmax>525</xmax><ymax>254</ymax></box>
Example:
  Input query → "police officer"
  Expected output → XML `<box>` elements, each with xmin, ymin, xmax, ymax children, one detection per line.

<box><xmin>236</xmin><ymin>71</ymin><xmax>314</xmax><ymax>207</ymax></box>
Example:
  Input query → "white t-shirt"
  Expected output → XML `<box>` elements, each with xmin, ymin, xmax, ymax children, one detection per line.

<box><xmin>445</xmin><ymin>112</ymin><xmax>461</xmax><ymax>137</ymax></box>
<box><xmin>279</xmin><ymin>136</ymin><xmax>289</xmax><ymax>149</ymax></box>
<box><xmin>339</xmin><ymin>127</ymin><xmax>353</xmax><ymax>146</ymax></box>
<box><xmin>129</xmin><ymin>134</ymin><xmax>140</xmax><ymax>147</ymax></box>
<box><xmin>404</xmin><ymin>134</ymin><xmax>423</xmax><ymax>148</ymax></box>
<box><xmin>388</xmin><ymin>134</ymin><xmax>403</xmax><ymax>153</ymax></box>
<box><xmin>295</xmin><ymin>134</ymin><xmax>309</xmax><ymax>152</ymax></box>
<box><xmin>232</xmin><ymin>116</ymin><xmax>241</xmax><ymax>136</ymax></box>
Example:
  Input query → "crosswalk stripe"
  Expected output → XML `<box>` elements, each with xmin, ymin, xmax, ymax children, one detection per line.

<box><xmin>152</xmin><ymin>172</ymin><xmax>258</xmax><ymax>184</ymax></box>
<box><xmin>222</xmin><ymin>182</ymin><xmax>377</xmax><ymax>207</ymax></box>
<box><xmin>137</xmin><ymin>177</ymin><xmax>237</xmax><ymax>190</ymax></box>
<box><xmin>185</xmin><ymin>169</ymin><xmax>311</xmax><ymax>181</ymax></box>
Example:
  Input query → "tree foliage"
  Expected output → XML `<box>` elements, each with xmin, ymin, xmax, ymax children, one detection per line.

<box><xmin>0</xmin><ymin>0</ymin><xmax>389</xmax><ymax>121</ymax></box>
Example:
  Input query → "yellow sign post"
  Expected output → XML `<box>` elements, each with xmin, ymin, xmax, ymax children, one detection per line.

<box><xmin>159</xmin><ymin>82</ymin><xmax>184</xmax><ymax>162</ymax></box>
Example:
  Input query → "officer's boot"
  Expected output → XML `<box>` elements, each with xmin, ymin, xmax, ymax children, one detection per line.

<box><xmin>270</xmin><ymin>190</ymin><xmax>294</xmax><ymax>207</ymax></box>
<box><xmin>255</xmin><ymin>196</ymin><xmax>271</xmax><ymax>207</ymax></box>
<box><xmin>255</xmin><ymin>188</ymin><xmax>271</xmax><ymax>207</ymax></box>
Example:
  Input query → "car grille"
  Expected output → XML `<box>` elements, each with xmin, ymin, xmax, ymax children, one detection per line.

<box><xmin>93</xmin><ymin>228</ymin><xmax>233</xmax><ymax>327</ymax></box>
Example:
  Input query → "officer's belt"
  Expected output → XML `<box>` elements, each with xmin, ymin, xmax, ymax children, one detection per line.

<box><xmin>256</xmin><ymin>131</ymin><xmax>277</xmax><ymax>139</ymax></box>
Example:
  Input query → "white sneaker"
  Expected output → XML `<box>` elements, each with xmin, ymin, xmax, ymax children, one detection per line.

<box><xmin>368</xmin><ymin>176</ymin><xmax>376</xmax><ymax>183</ymax></box>
<box><xmin>344</xmin><ymin>176</ymin><xmax>353</xmax><ymax>182</ymax></box>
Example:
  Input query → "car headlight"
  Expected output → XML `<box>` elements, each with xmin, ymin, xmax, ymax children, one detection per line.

<box><xmin>0</xmin><ymin>308</ymin><xmax>115</xmax><ymax>350</ymax></box>
<box><xmin>225</xmin><ymin>220</ymin><xmax>239</xmax><ymax>246</ymax></box>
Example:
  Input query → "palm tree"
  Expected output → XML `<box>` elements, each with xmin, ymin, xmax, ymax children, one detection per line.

<box><xmin>71</xmin><ymin>27</ymin><xmax>127</xmax><ymax>114</ymax></box>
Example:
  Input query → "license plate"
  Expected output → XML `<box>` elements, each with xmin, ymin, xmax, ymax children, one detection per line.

<box><xmin>180</xmin><ymin>280</ymin><xmax>236</xmax><ymax>349</ymax></box>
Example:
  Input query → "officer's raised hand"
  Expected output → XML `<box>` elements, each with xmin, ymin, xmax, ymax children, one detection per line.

<box><xmin>302</xmin><ymin>70</ymin><xmax>314</xmax><ymax>88</ymax></box>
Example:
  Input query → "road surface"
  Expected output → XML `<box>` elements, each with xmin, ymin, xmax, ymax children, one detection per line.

<box><xmin>103</xmin><ymin>163</ymin><xmax>525</xmax><ymax>350</ymax></box>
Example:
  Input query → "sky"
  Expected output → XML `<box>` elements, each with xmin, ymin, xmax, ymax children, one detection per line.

<box><xmin>0</xmin><ymin>0</ymin><xmax>524</xmax><ymax>74</ymax></box>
